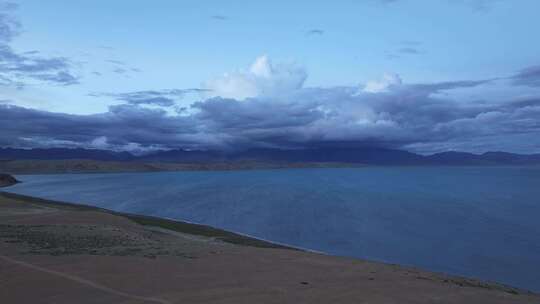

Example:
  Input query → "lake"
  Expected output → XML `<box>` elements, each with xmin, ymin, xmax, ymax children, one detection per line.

<box><xmin>4</xmin><ymin>167</ymin><xmax>540</xmax><ymax>291</ymax></box>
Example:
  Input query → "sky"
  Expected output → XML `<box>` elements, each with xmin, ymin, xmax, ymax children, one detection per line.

<box><xmin>1</xmin><ymin>0</ymin><xmax>540</xmax><ymax>154</ymax></box>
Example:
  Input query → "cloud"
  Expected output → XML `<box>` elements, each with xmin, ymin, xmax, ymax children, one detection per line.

<box><xmin>0</xmin><ymin>45</ymin><xmax>79</xmax><ymax>86</ymax></box>
<box><xmin>306</xmin><ymin>29</ymin><xmax>324</xmax><ymax>36</ymax></box>
<box><xmin>106</xmin><ymin>59</ymin><xmax>141</xmax><ymax>76</ymax></box>
<box><xmin>380</xmin><ymin>0</ymin><xmax>501</xmax><ymax>11</ymax></box>
<box><xmin>386</xmin><ymin>41</ymin><xmax>424</xmax><ymax>59</ymax></box>
<box><xmin>90</xmin><ymin>89</ymin><xmax>207</xmax><ymax>107</ymax></box>
<box><xmin>363</xmin><ymin>73</ymin><xmax>403</xmax><ymax>93</ymax></box>
<box><xmin>113</xmin><ymin>67</ymin><xmax>127</xmax><ymax>74</ymax></box>
<box><xmin>398</xmin><ymin>47</ymin><xmax>421</xmax><ymax>55</ymax></box>
<box><xmin>447</xmin><ymin>0</ymin><xmax>502</xmax><ymax>12</ymax></box>
<box><xmin>2</xmin><ymin>61</ymin><xmax>539</xmax><ymax>154</ymax></box>
<box><xmin>407</xmin><ymin>79</ymin><xmax>493</xmax><ymax>94</ymax></box>
<box><xmin>511</xmin><ymin>65</ymin><xmax>540</xmax><ymax>87</ymax></box>
<box><xmin>106</xmin><ymin>59</ymin><xmax>126</xmax><ymax>65</ymax></box>
<box><xmin>373</xmin><ymin>0</ymin><xmax>399</xmax><ymax>4</ymax></box>
<box><xmin>211</xmin><ymin>15</ymin><xmax>228</xmax><ymax>20</ymax></box>
<box><xmin>0</xmin><ymin>2</ymin><xmax>19</xmax><ymax>43</ymax></box>
<box><xmin>204</xmin><ymin>55</ymin><xmax>307</xmax><ymax>100</ymax></box>
<box><xmin>0</xmin><ymin>3</ymin><xmax>79</xmax><ymax>86</ymax></box>
<box><xmin>0</xmin><ymin>103</ymin><xmax>200</xmax><ymax>150</ymax></box>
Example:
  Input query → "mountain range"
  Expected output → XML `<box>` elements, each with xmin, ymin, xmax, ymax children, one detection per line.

<box><xmin>1</xmin><ymin>147</ymin><xmax>540</xmax><ymax>166</ymax></box>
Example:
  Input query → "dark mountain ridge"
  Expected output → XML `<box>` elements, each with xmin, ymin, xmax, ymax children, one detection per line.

<box><xmin>0</xmin><ymin>148</ymin><xmax>135</xmax><ymax>161</ymax></box>
<box><xmin>1</xmin><ymin>147</ymin><xmax>539</xmax><ymax>166</ymax></box>
<box><xmin>425</xmin><ymin>151</ymin><xmax>540</xmax><ymax>165</ymax></box>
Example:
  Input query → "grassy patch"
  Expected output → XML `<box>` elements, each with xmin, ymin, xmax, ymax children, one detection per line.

<box><xmin>0</xmin><ymin>191</ymin><xmax>294</xmax><ymax>250</ymax></box>
<box><xmin>126</xmin><ymin>214</ymin><xmax>293</xmax><ymax>249</ymax></box>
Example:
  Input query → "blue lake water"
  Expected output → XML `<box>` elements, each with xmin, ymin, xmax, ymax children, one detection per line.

<box><xmin>4</xmin><ymin>167</ymin><xmax>540</xmax><ymax>291</ymax></box>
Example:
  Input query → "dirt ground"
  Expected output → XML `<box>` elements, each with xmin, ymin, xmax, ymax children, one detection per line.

<box><xmin>1</xmin><ymin>192</ymin><xmax>539</xmax><ymax>304</ymax></box>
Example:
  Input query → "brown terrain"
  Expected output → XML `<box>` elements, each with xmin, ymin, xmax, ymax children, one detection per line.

<box><xmin>0</xmin><ymin>173</ymin><xmax>18</xmax><ymax>187</ymax></box>
<box><xmin>1</xmin><ymin>191</ymin><xmax>539</xmax><ymax>304</ymax></box>
<box><xmin>0</xmin><ymin>159</ymin><xmax>358</xmax><ymax>174</ymax></box>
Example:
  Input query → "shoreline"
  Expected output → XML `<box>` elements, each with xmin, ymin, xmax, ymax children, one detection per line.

<box><xmin>1</xmin><ymin>190</ymin><xmax>539</xmax><ymax>303</ymax></box>
<box><xmin>0</xmin><ymin>191</ymin><xmax>294</xmax><ymax>250</ymax></box>
<box><xmin>0</xmin><ymin>159</ymin><xmax>364</xmax><ymax>175</ymax></box>
<box><xmin>1</xmin><ymin>190</ymin><xmax>536</xmax><ymax>296</ymax></box>
<box><xmin>0</xmin><ymin>190</ymin><xmax>329</xmax><ymax>255</ymax></box>
<box><xmin>2</xmin><ymin>159</ymin><xmax>539</xmax><ymax>176</ymax></box>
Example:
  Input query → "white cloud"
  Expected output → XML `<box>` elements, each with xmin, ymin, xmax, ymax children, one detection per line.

<box><xmin>363</xmin><ymin>73</ymin><xmax>403</xmax><ymax>93</ymax></box>
<box><xmin>204</xmin><ymin>55</ymin><xmax>307</xmax><ymax>100</ymax></box>
<box><xmin>88</xmin><ymin>136</ymin><xmax>168</xmax><ymax>154</ymax></box>
<box><xmin>5</xmin><ymin>56</ymin><xmax>538</xmax><ymax>154</ymax></box>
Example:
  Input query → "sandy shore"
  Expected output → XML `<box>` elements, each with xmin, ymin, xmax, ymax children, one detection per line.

<box><xmin>0</xmin><ymin>159</ymin><xmax>360</xmax><ymax>174</ymax></box>
<box><xmin>1</xmin><ymin>192</ymin><xmax>539</xmax><ymax>304</ymax></box>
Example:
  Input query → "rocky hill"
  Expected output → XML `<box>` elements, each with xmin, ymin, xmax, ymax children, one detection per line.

<box><xmin>0</xmin><ymin>173</ymin><xmax>18</xmax><ymax>187</ymax></box>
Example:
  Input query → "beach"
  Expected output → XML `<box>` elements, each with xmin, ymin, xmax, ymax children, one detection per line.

<box><xmin>1</xmin><ymin>191</ymin><xmax>538</xmax><ymax>304</ymax></box>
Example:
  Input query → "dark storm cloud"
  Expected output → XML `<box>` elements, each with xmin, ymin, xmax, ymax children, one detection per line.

<box><xmin>500</xmin><ymin>98</ymin><xmax>540</xmax><ymax>110</ymax></box>
<box><xmin>190</xmin><ymin>81</ymin><xmax>538</xmax><ymax>152</ymax></box>
<box><xmin>511</xmin><ymin>65</ymin><xmax>540</xmax><ymax>87</ymax></box>
<box><xmin>0</xmin><ymin>3</ymin><xmax>78</xmax><ymax>86</ymax></box>
<box><xmin>407</xmin><ymin>79</ymin><xmax>493</xmax><ymax>95</ymax></box>
<box><xmin>4</xmin><ymin>77</ymin><xmax>540</xmax><ymax>153</ymax></box>
<box><xmin>193</xmin><ymin>97</ymin><xmax>323</xmax><ymax>130</ymax></box>
<box><xmin>0</xmin><ymin>104</ymin><xmax>200</xmax><ymax>150</ymax></box>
